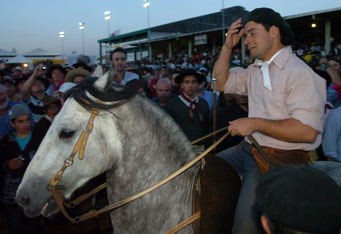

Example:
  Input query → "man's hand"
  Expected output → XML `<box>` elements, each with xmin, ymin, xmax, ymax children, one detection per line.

<box><xmin>224</xmin><ymin>18</ymin><xmax>245</xmax><ymax>50</ymax></box>
<box><xmin>7</xmin><ymin>158</ymin><xmax>24</xmax><ymax>170</ymax></box>
<box><xmin>32</xmin><ymin>64</ymin><xmax>46</xmax><ymax>78</ymax></box>
<box><xmin>228</xmin><ymin>118</ymin><xmax>258</xmax><ymax>136</ymax></box>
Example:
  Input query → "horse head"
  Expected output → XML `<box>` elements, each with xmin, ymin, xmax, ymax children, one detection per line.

<box><xmin>16</xmin><ymin>69</ymin><xmax>145</xmax><ymax>217</ymax></box>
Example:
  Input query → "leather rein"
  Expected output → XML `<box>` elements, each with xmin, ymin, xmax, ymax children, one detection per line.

<box><xmin>47</xmin><ymin>106</ymin><xmax>231</xmax><ymax>232</ymax></box>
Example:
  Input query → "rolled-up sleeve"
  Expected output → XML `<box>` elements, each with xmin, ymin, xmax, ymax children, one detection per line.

<box><xmin>287</xmin><ymin>68</ymin><xmax>326</xmax><ymax>132</ymax></box>
<box><xmin>224</xmin><ymin>67</ymin><xmax>248</xmax><ymax>95</ymax></box>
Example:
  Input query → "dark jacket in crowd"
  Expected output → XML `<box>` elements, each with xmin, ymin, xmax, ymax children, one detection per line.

<box><xmin>0</xmin><ymin>129</ymin><xmax>43</xmax><ymax>204</ymax></box>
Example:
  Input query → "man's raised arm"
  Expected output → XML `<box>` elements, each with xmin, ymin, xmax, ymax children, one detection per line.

<box><xmin>213</xmin><ymin>18</ymin><xmax>244</xmax><ymax>91</ymax></box>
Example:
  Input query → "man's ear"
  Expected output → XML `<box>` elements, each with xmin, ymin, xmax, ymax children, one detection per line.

<box><xmin>269</xmin><ymin>25</ymin><xmax>280</xmax><ymax>39</ymax></box>
<box><xmin>261</xmin><ymin>215</ymin><xmax>272</xmax><ymax>234</ymax></box>
<box><xmin>10</xmin><ymin>119</ymin><xmax>15</xmax><ymax>128</ymax></box>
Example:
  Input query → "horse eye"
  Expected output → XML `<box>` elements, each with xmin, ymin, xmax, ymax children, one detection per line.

<box><xmin>59</xmin><ymin>130</ymin><xmax>75</xmax><ymax>138</ymax></box>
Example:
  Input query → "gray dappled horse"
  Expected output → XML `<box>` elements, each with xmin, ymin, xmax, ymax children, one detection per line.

<box><xmin>16</xmin><ymin>70</ymin><xmax>202</xmax><ymax>233</ymax></box>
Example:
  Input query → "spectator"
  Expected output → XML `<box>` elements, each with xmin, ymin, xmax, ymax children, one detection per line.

<box><xmin>110</xmin><ymin>47</ymin><xmax>138</xmax><ymax>85</ymax></box>
<box><xmin>256</xmin><ymin>165</ymin><xmax>341</xmax><ymax>234</ymax></box>
<box><xmin>322</xmin><ymin>106</ymin><xmax>341</xmax><ymax>162</ymax></box>
<box><xmin>0</xmin><ymin>84</ymin><xmax>23</xmax><ymax>139</ymax></box>
<box><xmin>0</xmin><ymin>104</ymin><xmax>44</xmax><ymax>234</ymax></box>
<box><xmin>35</xmin><ymin>96</ymin><xmax>61</xmax><ymax>137</ymax></box>
<box><xmin>57</xmin><ymin>82</ymin><xmax>76</xmax><ymax>105</ymax></box>
<box><xmin>64</xmin><ymin>68</ymin><xmax>91</xmax><ymax>85</ymax></box>
<box><xmin>165</xmin><ymin>69</ymin><xmax>210</xmax><ymax>148</ymax></box>
<box><xmin>2</xmin><ymin>78</ymin><xmax>20</xmax><ymax>101</ymax></box>
<box><xmin>45</xmin><ymin>65</ymin><xmax>66</xmax><ymax>96</ymax></box>
<box><xmin>21</xmin><ymin>64</ymin><xmax>48</xmax><ymax>122</ymax></box>
<box><xmin>196</xmin><ymin>78</ymin><xmax>219</xmax><ymax>111</ymax></box>
<box><xmin>152</xmin><ymin>78</ymin><xmax>172</xmax><ymax>109</ymax></box>
<box><xmin>170</xmin><ymin>70</ymin><xmax>181</xmax><ymax>96</ymax></box>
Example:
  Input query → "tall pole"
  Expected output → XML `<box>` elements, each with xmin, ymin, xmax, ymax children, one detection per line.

<box><xmin>79</xmin><ymin>22</ymin><xmax>85</xmax><ymax>55</ymax></box>
<box><xmin>222</xmin><ymin>0</ymin><xmax>225</xmax><ymax>45</ymax></box>
<box><xmin>59</xmin><ymin>31</ymin><xmax>65</xmax><ymax>60</ymax></box>
<box><xmin>104</xmin><ymin>11</ymin><xmax>111</xmax><ymax>37</ymax></box>
<box><xmin>144</xmin><ymin>0</ymin><xmax>152</xmax><ymax>62</ymax></box>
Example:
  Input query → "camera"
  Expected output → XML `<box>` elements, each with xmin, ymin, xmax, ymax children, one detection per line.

<box><xmin>40</xmin><ymin>65</ymin><xmax>47</xmax><ymax>71</ymax></box>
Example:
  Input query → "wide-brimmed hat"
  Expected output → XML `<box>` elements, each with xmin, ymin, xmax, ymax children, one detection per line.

<box><xmin>42</xmin><ymin>96</ymin><xmax>60</xmax><ymax>108</ymax></box>
<box><xmin>64</xmin><ymin>68</ymin><xmax>91</xmax><ymax>83</ymax></box>
<box><xmin>174</xmin><ymin>69</ymin><xmax>206</xmax><ymax>85</ymax></box>
<box><xmin>72</xmin><ymin>62</ymin><xmax>92</xmax><ymax>72</ymax></box>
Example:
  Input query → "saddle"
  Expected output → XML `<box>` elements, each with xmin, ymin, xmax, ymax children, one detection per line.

<box><xmin>193</xmin><ymin>154</ymin><xmax>241</xmax><ymax>234</ymax></box>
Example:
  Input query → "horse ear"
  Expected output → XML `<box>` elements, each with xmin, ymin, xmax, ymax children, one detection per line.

<box><xmin>93</xmin><ymin>65</ymin><xmax>114</xmax><ymax>92</ymax></box>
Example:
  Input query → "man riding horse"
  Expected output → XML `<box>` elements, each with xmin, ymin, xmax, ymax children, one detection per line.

<box><xmin>213</xmin><ymin>8</ymin><xmax>326</xmax><ymax>233</ymax></box>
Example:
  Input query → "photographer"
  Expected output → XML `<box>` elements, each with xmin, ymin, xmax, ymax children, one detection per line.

<box><xmin>21</xmin><ymin>64</ymin><xmax>48</xmax><ymax>123</ymax></box>
<box><xmin>0</xmin><ymin>104</ymin><xmax>44</xmax><ymax>234</ymax></box>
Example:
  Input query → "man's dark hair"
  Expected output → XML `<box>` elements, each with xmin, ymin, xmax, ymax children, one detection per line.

<box><xmin>110</xmin><ymin>47</ymin><xmax>127</xmax><ymax>61</ymax></box>
<box><xmin>49</xmin><ymin>64</ymin><xmax>66</xmax><ymax>76</ymax></box>
<box><xmin>246</xmin><ymin>8</ymin><xmax>295</xmax><ymax>46</ymax></box>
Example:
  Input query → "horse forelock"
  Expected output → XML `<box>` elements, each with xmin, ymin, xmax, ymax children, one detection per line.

<box><xmin>64</xmin><ymin>77</ymin><xmax>147</xmax><ymax>110</ymax></box>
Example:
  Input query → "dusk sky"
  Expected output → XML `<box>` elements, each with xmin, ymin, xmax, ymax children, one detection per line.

<box><xmin>1</xmin><ymin>0</ymin><xmax>340</xmax><ymax>57</ymax></box>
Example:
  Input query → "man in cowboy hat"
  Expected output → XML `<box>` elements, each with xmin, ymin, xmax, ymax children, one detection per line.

<box><xmin>213</xmin><ymin>7</ymin><xmax>325</xmax><ymax>233</ymax></box>
<box><xmin>165</xmin><ymin>69</ymin><xmax>211</xmax><ymax>147</ymax></box>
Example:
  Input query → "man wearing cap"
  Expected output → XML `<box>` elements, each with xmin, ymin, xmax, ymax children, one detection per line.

<box><xmin>45</xmin><ymin>64</ymin><xmax>66</xmax><ymax>96</ymax></box>
<box><xmin>0</xmin><ymin>104</ymin><xmax>44</xmax><ymax>234</ymax></box>
<box><xmin>165</xmin><ymin>69</ymin><xmax>210</xmax><ymax>146</ymax></box>
<box><xmin>213</xmin><ymin>8</ymin><xmax>326</xmax><ymax>233</ymax></box>
<box><xmin>256</xmin><ymin>165</ymin><xmax>341</xmax><ymax>234</ymax></box>
<box><xmin>110</xmin><ymin>47</ymin><xmax>138</xmax><ymax>85</ymax></box>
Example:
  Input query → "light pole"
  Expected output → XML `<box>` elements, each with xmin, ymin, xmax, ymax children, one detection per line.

<box><xmin>59</xmin><ymin>31</ymin><xmax>65</xmax><ymax>60</ymax></box>
<box><xmin>79</xmin><ymin>22</ymin><xmax>85</xmax><ymax>55</ymax></box>
<box><xmin>221</xmin><ymin>0</ymin><xmax>225</xmax><ymax>45</ymax></box>
<box><xmin>143</xmin><ymin>0</ymin><xmax>151</xmax><ymax>62</ymax></box>
<box><xmin>104</xmin><ymin>11</ymin><xmax>111</xmax><ymax>37</ymax></box>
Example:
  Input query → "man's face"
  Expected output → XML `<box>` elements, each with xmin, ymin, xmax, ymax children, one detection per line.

<box><xmin>244</xmin><ymin>21</ymin><xmax>275</xmax><ymax>61</ymax></box>
<box><xmin>31</xmin><ymin>80</ymin><xmax>45</xmax><ymax>94</ymax></box>
<box><xmin>73</xmin><ymin>76</ymin><xmax>85</xmax><ymax>85</ymax></box>
<box><xmin>11</xmin><ymin>114</ymin><xmax>31</xmax><ymax>136</ymax></box>
<box><xmin>328</xmin><ymin>60</ymin><xmax>341</xmax><ymax>74</ymax></box>
<box><xmin>156</xmin><ymin>80</ymin><xmax>171</xmax><ymax>102</ymax></box>
<box><xmin>0</xmin><ymin>88</ymin><xmax>8</xmax><ymax>103</ymax></box>
<box><xmin>112</xmin><ymin>52</ymin><xmax>127</xmax><ymax>72</ymax></box>
<box><xmin>181</xmin><ymin>75</ymin><xmax>198</xmax><ymax>98</ymax></box>
<box><xmin>171</xmin><ymin>73</ymin><xmax>180</xmax><ymax>87</ymax></box>
<box><xmin>3</xmin><ymin>82</ymin><xmax>16</xmax><ymax>96</ymax></box>
<box><xmin>51</xmin><ymin>69</ymin><xmax>65</xmax><ymax>84</ymax></box>
<box><xmin>46</xmin><ymin>103</ymin><xmax>60</xmax><ymax>119</ymax></box>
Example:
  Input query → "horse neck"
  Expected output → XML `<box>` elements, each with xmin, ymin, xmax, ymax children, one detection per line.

<box><xmin>106</xmin><ymin>95</ymin><xmax>197</xmax><ymax>194</ymax></box>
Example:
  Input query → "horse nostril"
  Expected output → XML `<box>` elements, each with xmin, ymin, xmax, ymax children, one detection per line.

<box><xmin>21</xmin><ymin>195</ymin><xmax>31</xmax><ymax>206</ymax></box>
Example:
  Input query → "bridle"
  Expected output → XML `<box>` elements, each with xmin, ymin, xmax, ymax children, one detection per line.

<box><xmin>46</xmin><ymin>102</ymin><xmax>231</xmax><ymax>232</ymax></box>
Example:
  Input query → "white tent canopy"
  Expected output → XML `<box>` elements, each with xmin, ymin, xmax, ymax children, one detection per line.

<box><xmin>0</xmin><ymin>48</ymin><xmax>16</xmax><ymax>57</ymax></box>
<box><xmin>24</xmin><ymin>48</ymin><xmax>60</xmax><ymax>57</ymax></box>
<box><xmin>6</xmin><ymin>55</ymin><xmax>33</xmax><ymax>64</ymax></box>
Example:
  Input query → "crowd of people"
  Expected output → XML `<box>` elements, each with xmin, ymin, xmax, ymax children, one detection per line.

<box><xmin>0</xmin><ymin>7</ymin><xmax>340</xmax><ymax>234</ymax></box>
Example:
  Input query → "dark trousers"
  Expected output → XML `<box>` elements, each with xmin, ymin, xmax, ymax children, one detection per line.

<box><xmin>3</xmin><ymin>203</ymin><xmax>44</xmax><ymax>234</ymax></box>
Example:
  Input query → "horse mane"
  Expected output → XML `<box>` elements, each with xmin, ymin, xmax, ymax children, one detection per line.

<box><xmin>64</xmin><ymin>77</ymin><xmax>147</xmax><ymax>110</ymax></box>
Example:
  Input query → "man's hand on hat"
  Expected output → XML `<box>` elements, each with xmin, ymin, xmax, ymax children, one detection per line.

<box><xmin>7</xmin><ymin>158</ymin><xmax>24</xmax><ymax>170</ymax></box>
<box><xmin>224</xmin><ymin>18</ymin><xmax>245</xmax><ymax>50</ymax></box>
<box><xmin>228</xmin><ymin>117</ymin><xmax>258</xmax><ymax>136</ymax></box>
